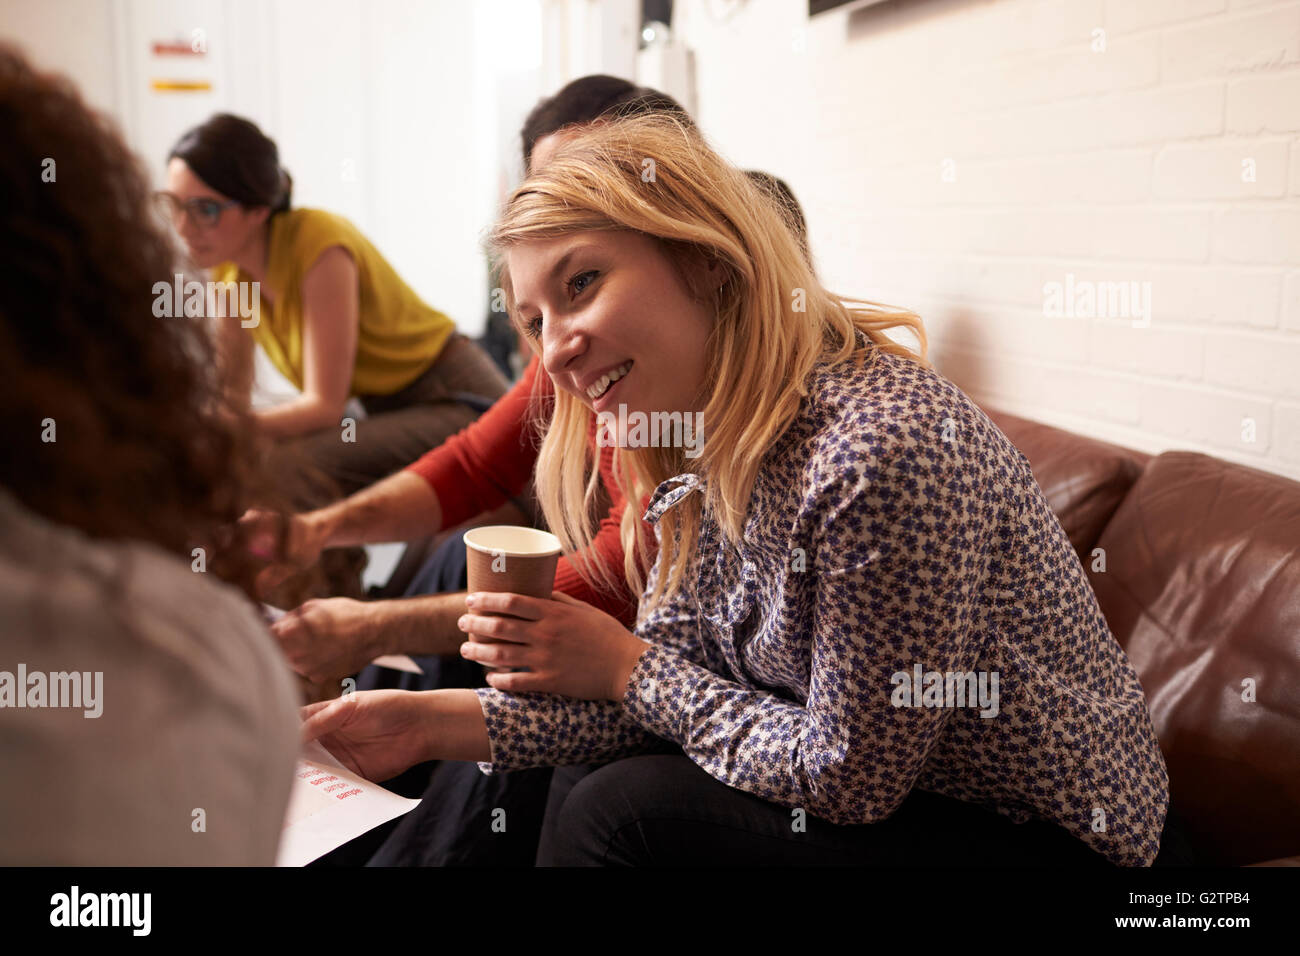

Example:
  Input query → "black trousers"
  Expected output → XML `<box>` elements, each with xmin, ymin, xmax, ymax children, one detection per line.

<box><xmin>536</xmin><ymin>754</ymin><xmax>1199</xmax><ymax>867</ymax></box>
<box><xmin>307</xmin><ymin>641</ymin><xmax>556</xmax><ymax>866</ymax></box>
<box><xmin>320</xmin><ymin>751</ymin><xmax>1194</xmax><ymax>867</ymax></box>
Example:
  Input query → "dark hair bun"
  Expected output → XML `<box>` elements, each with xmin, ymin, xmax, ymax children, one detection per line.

<box><xmin>169</xmin><ymin>113</ymin><xmax>291</xmax><ymax>214</ymax></box>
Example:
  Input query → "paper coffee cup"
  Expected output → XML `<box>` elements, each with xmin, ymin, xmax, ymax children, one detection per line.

<box><xmin>463</xmin><ymin>526</ymin><xmax>563</xmax><ymax>599</ymax></box>
<box><xmin>463</xmin><ymin>526</ymin><xmax>563</xmax><ymax>674</ymax></box>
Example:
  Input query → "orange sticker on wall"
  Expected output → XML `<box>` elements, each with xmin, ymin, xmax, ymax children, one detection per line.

<box><xmin>150</xmin><ymin>79</ymin><xmax>213</xmax><ymax>93</ymax></box>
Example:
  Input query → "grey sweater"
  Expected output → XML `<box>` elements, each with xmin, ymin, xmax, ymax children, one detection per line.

<box><xmin>0</xmin><ymin>489</ymin><xmax>299</xmax><ymax>864</ymax></box>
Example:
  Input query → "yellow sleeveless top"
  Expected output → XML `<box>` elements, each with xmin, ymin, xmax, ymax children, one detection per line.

<box><xmin>214</xmin><ymin>208</ymin><xmax>455</xmax><ymax>396</ymax></box>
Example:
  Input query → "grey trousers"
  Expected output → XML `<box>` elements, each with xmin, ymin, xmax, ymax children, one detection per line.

<box><xmin>265</xmin><ymin>333</ymin><xmax>510</xmax><ymax>602</ymax></box>
<box><xmin>276</xmin><ymin>333</ymin><xmax>511</xmax><ymax>504</ymax></box>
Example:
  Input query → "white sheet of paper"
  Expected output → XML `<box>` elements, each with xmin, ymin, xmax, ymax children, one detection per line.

<box><xmin>277</xmin><ymin>739</ymin><xmax>421</xmax><ymax>867</ymax></box>
<box><xmin>370</xmin><ymin>654</ymin><xmax>423</xmax><ymax>674</ymax></box>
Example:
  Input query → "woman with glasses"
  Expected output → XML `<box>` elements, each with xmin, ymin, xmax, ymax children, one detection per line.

<box><xmin>159</xmin><ymin>114</ymin><xmax>510</xmax><ymax>509</ymax></box>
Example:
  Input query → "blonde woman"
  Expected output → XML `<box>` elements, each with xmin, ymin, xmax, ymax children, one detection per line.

<box><xmin>303</xmin><ymin>114</ymin><xmax>1187</xmax><ymax>867</ymax></box>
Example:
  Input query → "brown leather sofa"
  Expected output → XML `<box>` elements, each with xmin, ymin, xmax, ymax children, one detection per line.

<box><xmin>984</xmin><ymin>407</ymin><xmax>1300</xmax><ymax>867</ymax></box>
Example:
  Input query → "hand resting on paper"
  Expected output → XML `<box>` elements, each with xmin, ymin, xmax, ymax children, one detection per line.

<box><xmin>299</xmin><ymin>688</ymin><xmax>491</xmax><ymax>782</ymax></box>
<box><xmin>299</xmin><ymin>691</ymin><xmax>440</xmax><ymax>782</ymax></box>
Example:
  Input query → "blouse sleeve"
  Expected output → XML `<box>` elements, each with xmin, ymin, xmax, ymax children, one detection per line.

<box><xmin>619</xmin><ymin>430</ymin><xmax>1000</xmax><ymax>824</ymax></box>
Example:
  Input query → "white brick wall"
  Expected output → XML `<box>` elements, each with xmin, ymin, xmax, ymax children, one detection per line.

<box><xmin>677</xmin><ymin>0</ymin><xmax>1300</xmax><ymax>482</ymax></box>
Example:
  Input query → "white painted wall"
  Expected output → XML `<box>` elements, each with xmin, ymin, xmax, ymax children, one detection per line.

<box><xmin>541</xmin><ymin>0</ymin><xmax>640</xmax><ymax>91</ymax></box>
<box><xmin>676</xmin><ymin>0</ymin><xmax>1300</xmax><ymax>482</ymax></box>
<box><xmin>0</xmin><ymin>0</ymin><xmax>551</xmax><ymax>341</ymax></box>
<box><xmin>0</xmin><ymin>0</ymin><xmax>122</xmax><ymax>115</ymax></box>
<box><xmin>18</xmin><ymin>1</ymin><xmax>1291</xmax><ymax>480</ymax></box>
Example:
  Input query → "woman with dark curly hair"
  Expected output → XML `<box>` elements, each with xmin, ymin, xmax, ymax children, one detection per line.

<box><xmin>0</xmin><ymin>45</ymin><xmax>300</xmax><ymax>865</ymax></box>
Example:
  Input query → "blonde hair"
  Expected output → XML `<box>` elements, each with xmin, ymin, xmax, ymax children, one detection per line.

<box><xmin>488</xmin><ymin>113</ymin><xmax>930</xmax><ymax>619</ymax></box>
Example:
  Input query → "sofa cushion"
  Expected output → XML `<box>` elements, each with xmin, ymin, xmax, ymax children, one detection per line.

<box><xmin>1086</xmin><ymin>451</ymin><xmax>1300</xmax><ymax>865</ymax></box>
<box><xmin>984</xmin><ymin>408</ymin><xmax>1149</xmax><ymax>564</ymax></box>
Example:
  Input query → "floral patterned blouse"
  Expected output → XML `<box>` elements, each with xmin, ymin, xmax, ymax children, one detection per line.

<box><xmin>474</xmin><ymin>343</ymin><xmax>1171</xmax><ymax>866</ymax></box>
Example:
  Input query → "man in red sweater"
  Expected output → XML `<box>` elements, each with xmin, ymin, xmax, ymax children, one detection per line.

<box><xmin>252</xmin><ymin>354</ymin><xmax>652</xmax><ymax>684</ymax></box>
<box><xmin>245</xmin><ymin>78</ymin><xmax>688</xmax><ymax>688</ymax></box>
<box><xmin>246</xmin><ymin>80</ymin><xmax>809</xmax><ymax>697</ymax></box>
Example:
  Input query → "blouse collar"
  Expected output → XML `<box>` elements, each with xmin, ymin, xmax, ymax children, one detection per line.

<box><xmin>640</xmin><ymin>331</ymin><xmax>873</xmax><ymax>526</ymax></box>
<box><xmin>643</xmin><ymin>473</ymin><xmax>704</xmax><ymax>525</ymax></box>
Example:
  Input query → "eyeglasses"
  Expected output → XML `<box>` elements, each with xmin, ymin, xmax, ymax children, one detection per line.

<box><xmin>153</xmin><ymin>192</ymin><xmax>239</xmax><ymax>229</ymax></box>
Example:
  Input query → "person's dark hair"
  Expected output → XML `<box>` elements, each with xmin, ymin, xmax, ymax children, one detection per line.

<box><xmin>520</xmin><ymin>74</ymin><xmax>693</xmax><ymax>170</ymax></box>
<box><xmin>0</xmin><ymin>45</ymin><xmax>292</xmax><ymax>599</ymax></box>
<box><xmin>744</xmin><ymin>170</ymin><xmax>809</xmax><ymax>259</ymax></box>
<box><xmin>169</xmin><ymin>112</ymin><xmax>292</xmax><ymax>213</ymax></box>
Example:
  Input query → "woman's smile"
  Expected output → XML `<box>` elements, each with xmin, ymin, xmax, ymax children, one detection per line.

<box><xmin>588</xmin><ymin>361</ymin><xmax>633</xmax><ymax>411</ymax></box>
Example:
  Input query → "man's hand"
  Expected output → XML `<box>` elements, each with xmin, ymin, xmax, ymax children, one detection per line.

<box><xmin>240</xmin><ymin>508</ymin><xmax>332</xmax><ymax>596</ymax></box>
<box><xmin>271</xmin><ymin>597</ymin><xmax>386</xmax><ymax>684</ymax></box>
<box><xmin>300</xmin><ymin>691</ymin><xmax>439</xmax><ymax>782</ymax></box>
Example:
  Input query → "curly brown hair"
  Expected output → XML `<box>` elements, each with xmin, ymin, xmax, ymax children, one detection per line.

<box><xmin>0</xmin><ymin>43</ymin><xmax>289</xmax><ymax>599</ymax></box>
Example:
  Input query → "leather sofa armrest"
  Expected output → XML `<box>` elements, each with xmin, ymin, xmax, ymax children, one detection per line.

<box><xmin>1245</xmin><ymin>855</ymin><xmax>1300</xmax><ymax>866</ymax></box>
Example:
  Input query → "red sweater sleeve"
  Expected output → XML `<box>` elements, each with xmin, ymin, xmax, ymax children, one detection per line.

<box><xmin>404</xmin><ymin>356</ymin><xmax>655</xmax><ymax>627</ymax></box>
